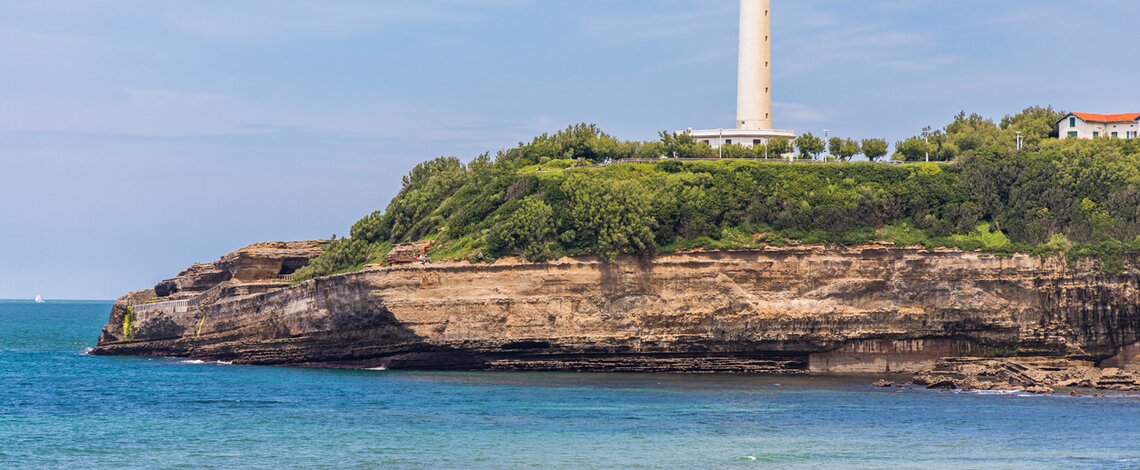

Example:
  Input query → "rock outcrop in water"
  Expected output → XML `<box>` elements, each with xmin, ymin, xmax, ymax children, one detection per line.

<box><xmin>93</xmin><ymin>245</ymin><xmax>1140</xmax><ymax>387</ymax></box>
<box><xmin>910</xmin><ymin>357</ymin><xmax>1140</xmax><ymax>393</ymax></box>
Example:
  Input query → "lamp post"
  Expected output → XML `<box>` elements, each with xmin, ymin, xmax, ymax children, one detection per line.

<box><xmin>922</xmin><ymin>126</ymin><xmax>932</xmax><ymax>162</ymax></box>
<box><xmin>823</xmin><ymin>129</ymin><xmax>830</xmax><ymax>160</ymax></box>
<box><xmin>718</xmin><ymin>128</ymin><xmax>723</xmax><ymax>159</ymax></box>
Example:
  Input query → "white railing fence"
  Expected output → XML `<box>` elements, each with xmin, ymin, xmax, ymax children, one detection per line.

<box><xmin>131</xmin><ymin>298</ymin><xmax>191</xmax><ymax>314</ymax></box>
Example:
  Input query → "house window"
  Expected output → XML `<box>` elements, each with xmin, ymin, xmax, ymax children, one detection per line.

<box><xmin>1093</xmin><ymin>131</ymin><xmax>1100</xmax><ymax>138</ymax></box>
<box><xmin>753</xmin><ymin>139</ymin><xmax>764</xmax><ymax>146</ymax></box>
<box><xmin>725</xmin><ymin>139</ymin><xmax>732</xmax><ymax>145</ymax></box>
<box><xmin>1070</xmin><ymin>117</ymin><xmax>1076</xmax><ymax>127</ymax></box>
<box><xmin>1112</xmin><ymin>132</ymin><xmax>1119</xmax><ymax>138</ymax></box>
<box><xmin>1068</xmin><ymin>131</ymin><xmax>1078</xmax><ymax>138</ymax></box>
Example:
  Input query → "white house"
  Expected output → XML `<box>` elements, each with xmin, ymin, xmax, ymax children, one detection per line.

<box><xmin>1058</xmin><ymin>112</ymin><xmax>1140</xmax><ymax>139</ymax></box>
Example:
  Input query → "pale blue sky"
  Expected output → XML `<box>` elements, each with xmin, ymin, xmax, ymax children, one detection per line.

<box><xmin>3</xmin><ymin>0</ymin><xmax>1139</xmax><ymax>299</ymax></box>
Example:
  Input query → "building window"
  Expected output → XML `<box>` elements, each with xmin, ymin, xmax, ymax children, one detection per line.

<box><xmin>725</xmin><ymin>139</ymin><xmax>732</xmax><ymax>145</ymax></box>
<box><xmin>1112</xmin><ymin>132</ymin><xmax>1118</xmax><ymax>138</ymax></box>
<box><xmin>703</xmin><ymin>140</ymin><xmax>710</xmax><ymax>145</ymax></box>
<box><xmin>1068</xmin><ymin>131</ymin><xmax>1078</xmax><ymax>138</ymax></box>
<box><xmin>1070</xmin><ymin>117</ymin><xmax>1076</xmax><ymax>127</ymax></box>
<box><xmin>1093</xmin><ymin>131</ymin><xmax>1100</xmax><ymax>138</ymax></box>
<box><xmin>753</xmin><ymin>139</ymin><xmax>764</xmax><ymax>146</ymax></box>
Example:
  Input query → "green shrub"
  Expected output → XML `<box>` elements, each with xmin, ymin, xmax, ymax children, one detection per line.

<box><xmin>293</xmin><ymin>117</ymin><xmax>1140</xmax><ymax>279</ymax></box>
<box><xmin>122</xmin><ymin>306</ymin><xmax>136</xmax><ymax>341</ymax></box>
<box><xmin>293</xmin><ymin>238</ymin><xmax>378</xmax><ymax>282</ymax></box>
<box><xmin>488</xmin><ymin>196</ymin><xmax>558</xmax><ymax>261</ymax></box>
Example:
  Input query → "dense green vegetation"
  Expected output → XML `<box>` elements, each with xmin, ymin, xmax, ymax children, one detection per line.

<box><xmin>294</xmin><ymin>107</ymin><xmax>1140</xmax><ymax>281</ymax></box>
<box><xmin>122</xmin><ymin>306</ymin><xmax>136</xmax><ymax>341</ymax></box>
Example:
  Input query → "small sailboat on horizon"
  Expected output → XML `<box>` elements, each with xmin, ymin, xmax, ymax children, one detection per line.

<box><xmin>34</xmin><ymin>295</ymin><xmax>44</xmax><ymax>303</ymax></box>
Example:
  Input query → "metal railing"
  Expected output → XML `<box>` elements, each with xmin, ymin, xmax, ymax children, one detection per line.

<box><xmin>131</xmin><ymin>298</ymin><xmax>191</xmax><ymax>314</ymax></box>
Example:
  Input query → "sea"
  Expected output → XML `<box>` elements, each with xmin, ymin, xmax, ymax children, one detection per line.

<box><xmin>2</xmin><ymin>300</ymin><xmax>1140</xmax><ymax>469</ymax></box>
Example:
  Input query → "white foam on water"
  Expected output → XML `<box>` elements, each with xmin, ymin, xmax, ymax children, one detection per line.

<box><xmin>181</xmin><ymin>359</ymin><xmax>207</xmax><ymax>365</ymax></box>
<box><xmin>969</xmin><ymin>389</ymin><xmax>1022</xmax><ymax>396</ymax></box>
<box><xmin>366</xmin><ymin>366</ymin><xmax>388</xmax><ymax>371</ymax></box>
<box><xmin>79</xmin><ymin>348</ymin><xmax>94</xmax><ymax>356</ymax></box>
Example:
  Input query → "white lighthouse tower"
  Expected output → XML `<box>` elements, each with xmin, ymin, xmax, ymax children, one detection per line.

<box><xmin>687</xmin><ymin>0</ymin><xmax>795</xmax><ymax>148</ymax></box>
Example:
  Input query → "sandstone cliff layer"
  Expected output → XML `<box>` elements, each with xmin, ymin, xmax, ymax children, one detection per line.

<box><xmin>93</xmin><ymin>247</ymin><xmax>1140</xmax><ymax>375</ymax></box>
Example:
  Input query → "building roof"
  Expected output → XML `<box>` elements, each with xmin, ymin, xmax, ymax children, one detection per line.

<box><xmin>1069</xmin><ymin>112</ymin><xmax>1140</xmax><ymax>123</ymax></box>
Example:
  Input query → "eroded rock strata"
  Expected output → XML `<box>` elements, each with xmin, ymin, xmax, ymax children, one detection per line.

<box><xmin>93</xmin><ymin>246</ymin><xmax>1140</xmax><ymax>385</ymax></box>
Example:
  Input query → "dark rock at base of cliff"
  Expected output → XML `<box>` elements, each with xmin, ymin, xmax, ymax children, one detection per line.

<box><xmin>912</xmin><ymin>357</ymin><xmax>1140</xmax><ymax>394</ymax></box>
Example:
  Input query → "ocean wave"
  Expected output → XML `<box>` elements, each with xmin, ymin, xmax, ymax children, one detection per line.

<box><xmin>967</xmin><ymin>389</ymin><xmax>1023</xmax><ymax>396</ymax></box>
<box><xmin>181</xmin><ymin>359</ymin><xmax>234</xmax><ymax>366</ymax></box>
<box><xmin>366</xmin><ymin>366</ymin><xmax>388</xmax><ymax>371</ymax></box>
<box><xmin>79</xmin><ymin>347</ymin><xmax>94</xmax><ymax>356</ymax></box>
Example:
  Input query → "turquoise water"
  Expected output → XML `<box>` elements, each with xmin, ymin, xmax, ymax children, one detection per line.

<box><xmin>2</xmin><ymin>300</ymin><xmax>1140</xmax><ymax>469</ymax></box>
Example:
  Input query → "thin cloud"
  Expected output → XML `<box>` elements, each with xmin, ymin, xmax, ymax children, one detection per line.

<box><xmin>775</xmin><ymin>103</ymin><xmax>825</xmax><ymax>123</ymax></box>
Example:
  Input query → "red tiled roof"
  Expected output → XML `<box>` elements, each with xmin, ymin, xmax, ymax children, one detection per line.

<box><xmin>1071</xmin><ymin>112</ymin><xmax>1140</xmax><ymax>123</ymax></box>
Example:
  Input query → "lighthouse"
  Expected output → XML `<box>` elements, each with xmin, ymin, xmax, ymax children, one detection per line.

<box><xmin>736</xmin><ymin>0</ymin><xmax>772</xmax><ymax>131</ymax></box>
<box><xmin>687</xmin><ymin>0</ymin><xmax>794</xmax><ymax>149</ymax></box>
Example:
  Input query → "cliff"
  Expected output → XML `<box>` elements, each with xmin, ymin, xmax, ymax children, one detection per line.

<box><xmin>93</xmin><ymin>245</ymin><xmax>1140</xmax><ymax>381</ymax></box>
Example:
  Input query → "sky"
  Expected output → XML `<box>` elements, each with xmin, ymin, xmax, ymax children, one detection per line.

<box><xmin>3</xmin><ymin>0</ymin><xmax>1140</xmax><ymax>300</ymax></box>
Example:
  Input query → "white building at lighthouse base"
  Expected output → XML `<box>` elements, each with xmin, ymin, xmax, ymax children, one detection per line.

<box><xmin>686</xmin><ymin>128</ymin><xmax>796</xmax><ymax>148</ymax></box>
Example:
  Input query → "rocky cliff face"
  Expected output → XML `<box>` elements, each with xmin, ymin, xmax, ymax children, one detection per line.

<box><xmin>152</xmin><ymin>241</ymin><xmax>325</xmax><ymax>298</ymax></box>
<box><xmin>93</xmin><ymin>247</ymin><xmax>1140</xmax><ymax>376</ymax></box>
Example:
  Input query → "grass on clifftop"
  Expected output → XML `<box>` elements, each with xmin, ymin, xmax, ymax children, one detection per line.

<box><xmin>294</xmin><ymin>113</ymin><xmax>1140</xmax><ymax>281</ymax></box>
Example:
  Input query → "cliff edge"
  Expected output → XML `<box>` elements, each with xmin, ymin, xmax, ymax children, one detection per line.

<box><xmin>93</xmin><ymin>245</ymin><xmax>1140</xmax><ymax>385</ymax></box>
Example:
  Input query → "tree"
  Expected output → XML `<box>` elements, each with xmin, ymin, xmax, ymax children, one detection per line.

<box><xmin>828</xmin><ymin>137</ymin><xmax>844</xmax><ymax>158</ymax></box>
<box><xmin>795</xmin><ymin>133</ymin><xmax>825</xmax><ymax>160</ymax></box>
<box><xmin>560</xmin><ymin>174</ymin><xmax>656</xmax><ymax>260</ymax></box>
<box><xmin>384</xmin><ymin>156</ymin><xmax>470</xmax><ymax>242</ymax></box>
<box><xmin>945</xmin><ymin>111</ymin><xmax>1001</xmax><ymax>154</ymax></box>
<box><xmin>1001</xmin><ymin>106</ymin><xmax>1065</xmax><ymax>146</ymax></box>
<box><xmin>293</xmin><ymin>238</ymin><xmax>376</xmax><ymax>282</ymax></box>
<box><xmin>721</xmin><ymin>143</ymin><xmax>754</xmax><ymax>159</ymax></box>
<box><xmin>766</xmin><ymin>138</ymin><xmax>791</xmax><ymax>158</ymax></box>
<box><xmin>350</xmin><ymin>210</ymin><xmax>385</xmax><ymax>243</ymax></box>
<box><xmin>660</xmin><ymin>131</ymin><xmax>700</xmax><ymax>158</ymax></box>
<box><xmin>928</xmin><ymin>131</ymin><xmax>960</xmax><ymax>161</ymax></box>
<box><xmin>836</xmin><ymin>139</ymin><xmax>861</xmax><ymax>162</ymax></box>
<box><xmin>861</xmin><ymin>138</ymin><xmax>889</xmax><ymax>162</ymax></box>
<box><xmin>488</xmin><ymin>196</ymin><xmax>557</xmax><ymax>261</ymax></box>
<box><xmin>893</xmin><ymin>136</ymin><xmax>932</xmax><ymax>162</ymax></box>
<box><xmin>551</xmin><ymin>123</ymin><xmax>615</xmax><ymax>161</ymax></box>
